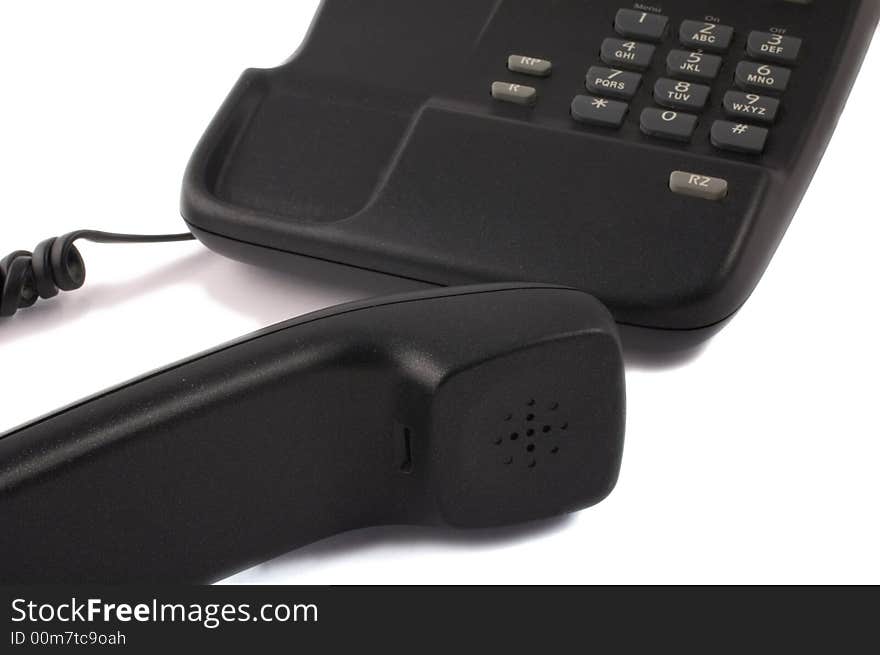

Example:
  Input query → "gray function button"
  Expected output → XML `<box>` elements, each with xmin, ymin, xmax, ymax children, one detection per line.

<box><xmin>571</xmin><ymin>95</ymin><xmax>629</xmax><ymax>128</ymax></box>
<box><xmin>666</xmin><ymin>49</ymin><xmax>723</xmax><ymax>81</ymax></box>
<box><xmin>735</xmin><ymin>61</ymin><xmax>791</xmax><ymax>93</ymax></box>
<box><xmin>508</xmin><ymin>54</ymin><xmax>553</xmax><ymax>77</ymax></box>
<box><xmin>640</xmin><ymin>108</ymin><xmax>699</xmax><ymax>142</ymax></box>
<box><xmin>615</xmin><ymin>8</ymin><xmax>668</xmax><ymax>42</ymax></box>
<box><xmin>670</xmin><ymin>171</ymin><xmax>729</xmax><ymax>201</ymax></box>
<box><xmin>747</xmin><ymin>31</ymin><xmax>803</xmax><ymax>65</ymax></box>
<box><xmin>654</xmin><ymin>78</ymin><xmax>711</xmax><ymax>111</ymax></box>
<box><xmin>601</xmin><ymin>38</ymin><xmax>656</xmax><ymax>70</ymax></box>
<box><xmin>680</xmin><ymin>20</ymin><xmax>735</xmax><ymax>52</ymax></box>
<box><xmin>491</xmin><ymin>81</ymin><xmax>538</xmax><ymax>106</ymax></box>
<box><xmin>723</xmin><ymin>91</ymin><xmax>780</xmax><ymax>124</ymax></box>
<box><xmin>711</xmin><ymin>120</ymin><xmax>769</xmax><ymax>154</ymax></box>
<box><xmin>586</xmin><ymin>66</ymin><xmax>642</xmax><ymax>100</ymax></box>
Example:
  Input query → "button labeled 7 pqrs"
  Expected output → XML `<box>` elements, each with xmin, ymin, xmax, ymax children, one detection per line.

<box><xmin>586</xmin><ymin>66</ymin><xmax>642</xmax><ymax>100</ymax></box>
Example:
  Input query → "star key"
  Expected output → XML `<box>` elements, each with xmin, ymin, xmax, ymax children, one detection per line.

<box><xmin>571</xmin><ymin>94</ymin><xmax>629</xmax><ymax>128</ymax></box>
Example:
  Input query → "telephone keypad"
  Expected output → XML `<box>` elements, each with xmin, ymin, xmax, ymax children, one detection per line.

<box><xmin>491</xmin><ymin>7</ymin><xmax>807</xmax><ymax>156</ymax></box>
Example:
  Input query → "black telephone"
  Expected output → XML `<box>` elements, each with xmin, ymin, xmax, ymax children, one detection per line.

<box><xmin>183</xmin><ymin>0</ymin><xmax>878</xmax><ymax>340</ymax></box>
<box><xmin>0</xmin><ymin>1</ymin><xmax>876</xmax><ymax>583</ymax></box>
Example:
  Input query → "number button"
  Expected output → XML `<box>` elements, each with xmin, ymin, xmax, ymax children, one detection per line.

<box><xmin>666</xmin><ymin>49</ymin><xmax>723</xmax><ymax>81</ymax></box>
<box><xmin>654</xmin><ymin>78</ymin><xmax>711</xmax><ymax>111</ymax></box>
<box><xmin>601</xmin><ymin>38</ymin><xmax>656</xmax><ymax>70</ymax></box>
<box><xmin>723</xmin><ymin>91</ymin><xmax>780</xmax><ymax>124</ymax></box>
<box><xmin>747</xmin><ymin>31</ymin><xmax>803</xmax><ymax>65</ymax></box>
<box><xmin>640</xmin><ymin>108</ymin><xmax>699</xmax><ymax>142</ymax></box>
<box><xmin>585</xmin><ymin>66</ymin><xmax>643</xmax><ymax>100</ymax></box>
<box><xmin>615</xmin><ymin>8</ymin><xmax>668</xmax><ymax>42</ymax></box>
<box><xmin>679</xmin><ymin>20</ymin><xmax>735</xmax><ymax>53</ymax></box>
<box><xmin>735</xmin><ymin>61</ymin><xmax>792</xmax><ymax>93</ymax></box>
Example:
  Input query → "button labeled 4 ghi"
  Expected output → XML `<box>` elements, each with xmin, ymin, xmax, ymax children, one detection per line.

<box><xmin>586</xmin><ymin>66</ymin><xmax>642</xmax><ymax>100</ymax></box>
<box><xmin>654</xmin><ymin>78</ymin><xmax>710</xmax><ymax>111</ymax></box>
<box><xmin>723</xmin><ymin>91</ymin><xmax>780</xmax><ymax>124</ymax></box>
<box><xmin>601</xmin><ymin>38</ymin><xmax>656</xmax><ymax>70</ymax></box>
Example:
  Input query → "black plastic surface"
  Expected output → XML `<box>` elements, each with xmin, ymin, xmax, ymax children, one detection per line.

<box><xmin>0</xmin><ymin>284</ymin><xmax>625</xmax><ymax>583</ymax></box>
<box><xmin>181</xmin><ymin>0</ymin><xmax>878</xmax><ymax>334</ymax></box>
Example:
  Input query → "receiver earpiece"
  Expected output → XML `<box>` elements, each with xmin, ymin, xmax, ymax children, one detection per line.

<box><xmin>0</xmin><ymin>283</ymin><xmax>625</xmax><ymax>583</ymax></box>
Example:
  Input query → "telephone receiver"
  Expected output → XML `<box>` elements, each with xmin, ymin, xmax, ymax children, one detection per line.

<box><xmin>0</xmin><ymin>284</ymin><xmax>625</xmax><ymax>583</ymax></box>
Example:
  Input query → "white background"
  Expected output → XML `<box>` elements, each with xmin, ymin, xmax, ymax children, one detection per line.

<box><xmin>1</xmin><ymin>2</ymin><xmax>877</xmax><ymax>585</ymax></box>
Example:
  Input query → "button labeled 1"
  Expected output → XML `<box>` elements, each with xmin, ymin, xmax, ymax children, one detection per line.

<box><xmin>615</xmin><ymin>8</ymin><xmax>668</xmax><ymax>42</ymax></box>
